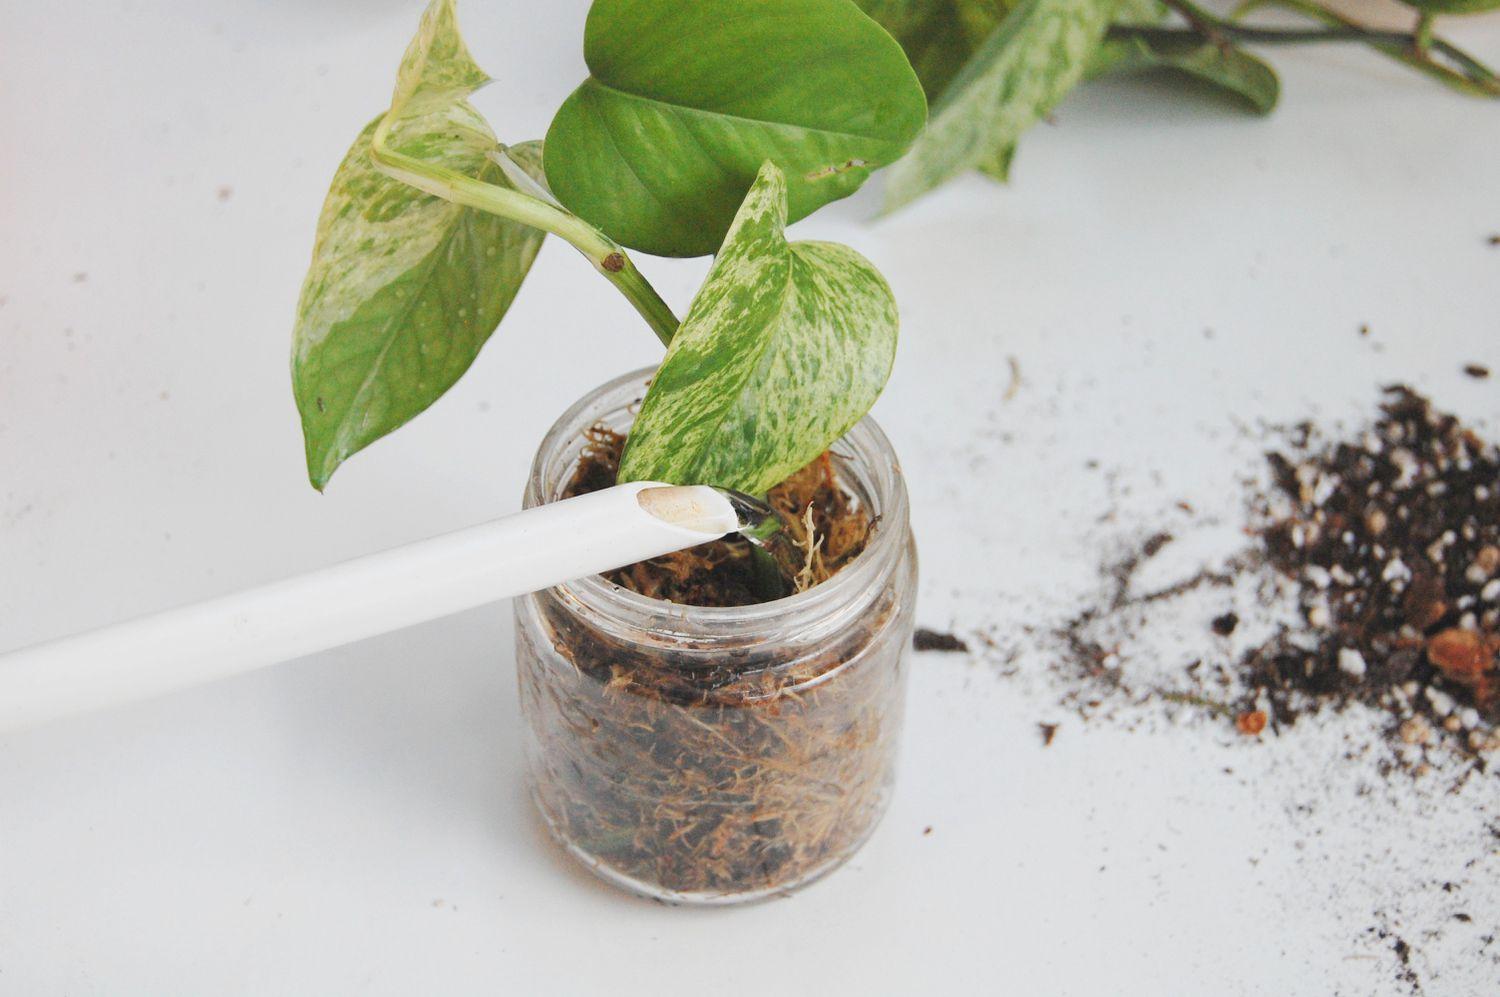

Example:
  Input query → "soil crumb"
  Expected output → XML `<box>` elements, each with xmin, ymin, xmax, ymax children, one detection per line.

<box><xmin>913</xmin><ymin>628</ymin><xmax>970</xmax><ymax>652</ymax></box>
<box><xmin>562</xmin><ymin>426</ymin><xmax>871</xmax><ymax>608</ymax></box>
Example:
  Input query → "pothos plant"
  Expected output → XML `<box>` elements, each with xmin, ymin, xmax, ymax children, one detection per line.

<box><xmin>857</xmin><ymin>0</ymin><xmax>1498</xmax><ymax>209</ymax></box>
<box><xmin>292</xmin><ymin>0</ymin><xmax>925</xmax><ymax>496</ymax></box>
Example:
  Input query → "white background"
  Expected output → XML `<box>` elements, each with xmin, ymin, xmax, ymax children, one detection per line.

<box><xmin>1</xmin><ymin>2</ymin><xmax>1497</xmax><ymax>993</ymax></box>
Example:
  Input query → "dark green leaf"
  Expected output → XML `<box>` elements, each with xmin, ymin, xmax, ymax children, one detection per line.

<box><xmin>854</xmin><ymin>0</ymin><xmax>1012</xmax><ymax>101</ymax></box>
<box><xmin>618</xmin><ymin>162</ymin><xmax>898</xmax><ymax>494</ymax></box>
<box><xmin>543</xmin><ymin>0</ymin><xmax>927</xmax><ymax>258</ymax></box>
<box><xmin>1088</xmin><ymin>33</ymin><xmax>1279</xmax><ymax>114</ymax></box>
<box><xmin>882</xmin><ymin>0</ymin><xmax>1120</xmax><ymax>211</ymax></box>
<box><xmin>291</xmin><ymin>0</ymin><xmax>545</xmax><ymax>489</ymax></box>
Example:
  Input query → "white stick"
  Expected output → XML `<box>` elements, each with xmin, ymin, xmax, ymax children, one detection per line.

<box><xmin>0</xmin><ymin>483</ymin><xmax>739</xmax><ymax>733</ymax></box>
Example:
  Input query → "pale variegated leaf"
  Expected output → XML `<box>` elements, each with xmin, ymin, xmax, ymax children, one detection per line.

<box><xmin>388</xmin><ymin>0</ymin><xmax>488</xmax><ymax>113</ymax></box>
<box><xmin>618</xmin><ymin>162</ymin><xmax>898</xmax><ymax>494</ymax></box>
<box><xmin>291</xmin><ymin>0</ymin><xmax>545</xmax><ymax>489</ymax></box>
<box><xmin>882</xmin><ymin>0</ymin><xmax>1119</xmax><ymax>210</ymax></box>
<box><xmin>977</xmin><ymin>143</ymin><xmax>1016</xmax><ymax>181</ymax></box>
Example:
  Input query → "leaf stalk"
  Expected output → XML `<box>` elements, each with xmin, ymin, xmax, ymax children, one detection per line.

<box><xmin>370</xmin><ymin>119</ymin><xmax>679</xmax><ymax>346</ymax></box>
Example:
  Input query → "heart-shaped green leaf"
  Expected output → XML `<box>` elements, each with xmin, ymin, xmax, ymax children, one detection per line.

<box><xmin>854</xmin><ymin>0</ymin><xmax>1011</xmax><ymax>102</ymax></box>
<box><xmin>1089</xmin><ymin>33</ymin><xmax>1279</xmax><ymax>114</ymax></box>
<box><xmin>292</xmin><ymin>0</ymin><xmax>545</xmax><ymax>489</ymax></box>
<box><xmin>543</xmin><ymin>0</ymin><xmax>927</xmax><ymax>258</ymax></box>
<box><xmin>882</xmin><ymin>0</ymin><xmax>1119</xmax><ymax>211</ymax></box>
<box><xmin>618</xmin><ymin>162</ymin><xmax>898</xmax><ymax>494</ymax></box>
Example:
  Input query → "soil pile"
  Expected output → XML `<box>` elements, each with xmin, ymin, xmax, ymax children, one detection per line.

<box><xmin>1055</xmin><ymin>386</ymin><xmax>1499</xmax><ymax>759</ymax></box>
<box><xmin>1249</xmin><ymin>386</ymin><xmax>1499</xmax><ymax>753</ymax></box>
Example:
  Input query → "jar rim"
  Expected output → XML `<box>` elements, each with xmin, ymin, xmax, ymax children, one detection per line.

<box><xmin>524</xmin><ymin>367</ymin><xmax>911</xmax><ymax>641</ymax></box>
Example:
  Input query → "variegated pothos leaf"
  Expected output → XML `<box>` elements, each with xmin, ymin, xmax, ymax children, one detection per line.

<box><xmin>291</xmin><ymin>0</ymin><xmax>545</xmax><ymax>489</ymax></box>
<box><xmin>387</xmin><ymin>0</ymin><xmax>488</xmax><ymax>113</ymax></box>
<box><xmin>618</xmin><ymin>161</ymin><xmax>898</xmax><ymax>494</ymax></box>
<box><xmin>882</xmin><ymin>0</ymin><xmax>1119</xmax><ymax>210</ymax></box>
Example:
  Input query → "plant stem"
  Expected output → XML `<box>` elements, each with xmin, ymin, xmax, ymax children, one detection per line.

<box><xmin>1414</xmin><ymin>13</ymin><xmax>1434</xmax><ymax>56</ymax></box>
<box><xmin>1121</xmin><ymin>21</ymin><xmax>1426</xmax><ymax>45</ymax></box>
<box><xmin>1162</xmin><ymin>0</ymin><xmax>1230</xmax><ymax>47</ymax></box>
<box><xmin>370</xmin><ymin>123</ymin><xmax>678</xmax><ymax>347</ymax></box>
<box><xmin>1133</xmin><ymin>0</ymin><xmax>1500</xmax><ymax>98</ymax></box>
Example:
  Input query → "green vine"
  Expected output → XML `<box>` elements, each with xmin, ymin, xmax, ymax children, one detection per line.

<box><xmin>1108</xmin><ymin>0</ymin><xmax>1500</xmax><ymax>97</ymax></box>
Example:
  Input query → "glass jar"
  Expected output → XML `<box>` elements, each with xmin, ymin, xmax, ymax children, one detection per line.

<box><xmin>514</xmin><ymin>368</ymin><xmax>917</xmax><ymax>905</ymax></box>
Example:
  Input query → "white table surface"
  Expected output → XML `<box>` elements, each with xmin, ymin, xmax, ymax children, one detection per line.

<box><xmin>2</xmin><ymin>2</ymin><xmax>1497</xmax><ymax>993</ymax></box>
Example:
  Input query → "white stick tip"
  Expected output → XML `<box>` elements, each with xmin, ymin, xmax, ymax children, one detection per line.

<box><xmin>636</xmin><ymin>485</ymin><xmax>739</xmax><ymax>537</ymax></box>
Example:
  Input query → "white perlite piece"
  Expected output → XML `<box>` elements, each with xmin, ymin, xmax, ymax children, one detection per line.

<box><xmin>1337</xmin><ymin>648</ymin><xmax>1367</xmax><ymax>680</ymax></box>
<box><xmin>1311</xmin><ymin>474</ymin><xmax>1338</xmax><ymax>507</ymax></box>
<box><xmin>1425</xmin><ymin>687</ymin><xmax>1457</xmax><ymax>717</ymax></box>
<box><xmin>1390</xmin><ymin>448</ymin><xmax>1419</xmax><ymax>487</ymax></box>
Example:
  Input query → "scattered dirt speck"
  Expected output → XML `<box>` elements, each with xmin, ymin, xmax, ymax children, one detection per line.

<box><xmin>1142</xmin><ymin>531</ymin><xmax>1174</xmax><ymax>558</ymax></box>
<box><xmin>914</xmin><ymin>628</ymin><xmax>969</xmax><ymax>653</ymax></box>
<box><xmin>1004</xmin><ymin>355</ymin><xmax>1023</xmax><ymax>402</ymax></box>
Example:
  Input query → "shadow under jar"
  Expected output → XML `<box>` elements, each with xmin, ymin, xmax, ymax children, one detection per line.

<box><xmin>514</xmin><ymin>368</ymin><xmax>917</xmax><ymax>905</ymax></box>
